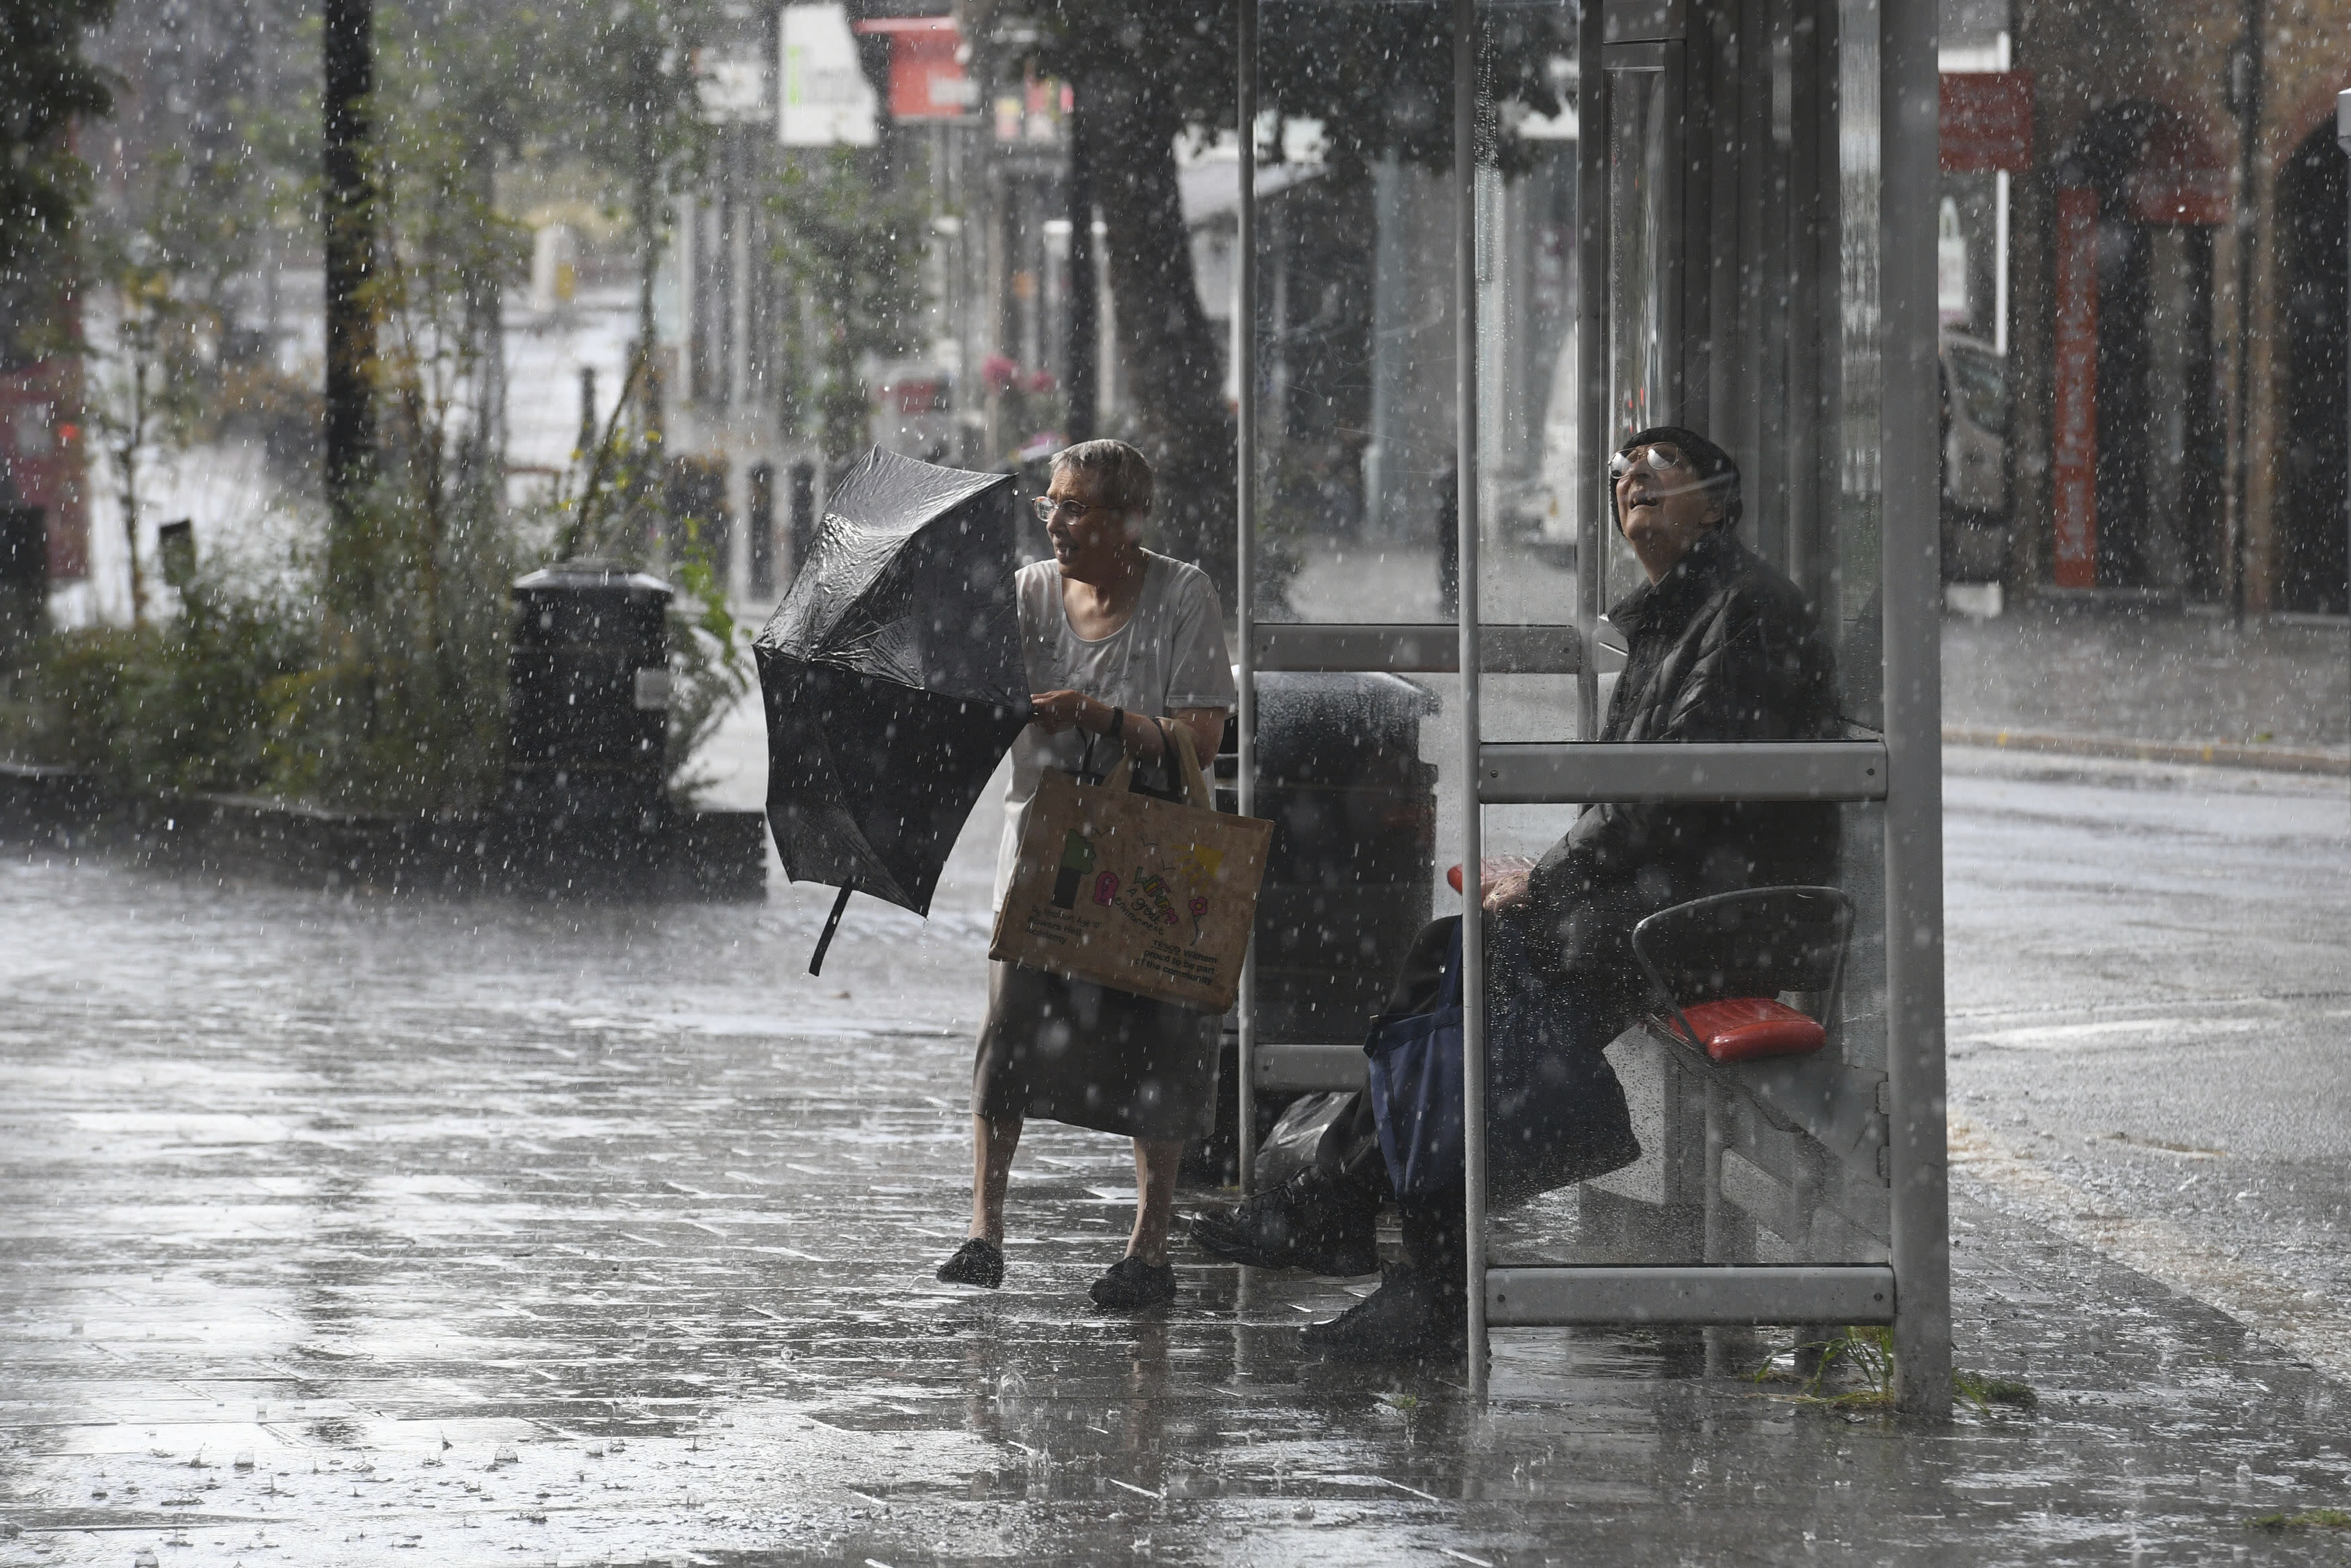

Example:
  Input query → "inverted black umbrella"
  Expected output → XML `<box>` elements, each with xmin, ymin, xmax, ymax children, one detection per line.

<box><xmin>754</xmin><ymin>447</ymin><xmax>1030</xmax><ymax>973</ymax></box>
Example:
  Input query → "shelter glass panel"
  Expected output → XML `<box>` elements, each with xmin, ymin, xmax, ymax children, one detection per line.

<box><xmin>1467</xmin><ymin>0</ymin><xmax>1893</xmax><ymax>1272</ymax></box>
<box><xmin>1557</xmin><ymin>0</ymin><xmax>1886</xmax><ymax>731</ymax></box>
<box><xmin>1239</xmin><ymin>0</ymin><xmax>1474</xmax><ymax>1071</ymax></box>
<box><xmin>1248</xmin><ymin>0</ymin><xmax>1460</xmax><ymax>630</ymax></box>
<box><xmin>1476</xmin><ymin>797</ymin><xmax>1892</xmax><ymax>1271</ymax></box>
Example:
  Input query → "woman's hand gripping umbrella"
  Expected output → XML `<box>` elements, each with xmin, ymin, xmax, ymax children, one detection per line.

<box><xmin>754</xmin><ymin>447</ymin><xmax>1032</xmax><ymax>973</ymax></box>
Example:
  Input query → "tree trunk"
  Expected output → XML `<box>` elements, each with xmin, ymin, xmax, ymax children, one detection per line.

<box><xmin>464</xmin><ymin>148</ymin><xmax>505</xmax><ymax>500</ymax></box>
<box><xmin>1077</xmin><ymin>66</ymin><xmax>1236</xmax><ymax>608</ymax></box>
<box><xmin>116</xmin><ymin>364</ymin><xmax>144</xmax><ymax>629</ymax></box>
<box><xmin>635</xmin><ymin>170</ymin><xmax>665</xmax><ymax>447</ymax></box>
<box><xmin>1063</xmin><ymin>89</ymin><xmax>1098</xmax><ymax>444</ymax></box>
<box><xmin>322</xmin><ymin>0</ymin><xmax>376</xmax><ymax>574</ymax></box>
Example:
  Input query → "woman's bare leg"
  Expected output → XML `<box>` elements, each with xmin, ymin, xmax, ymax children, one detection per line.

<box><xmin>970</xmin><ymin>1115</ymin><xmax>1022</xmax><ymax>1244</ymax></box>
<box><xmin>1127</xmin><ymin>1137</ymin><xmax>1184</xmax><ymax>1264</ymax></box>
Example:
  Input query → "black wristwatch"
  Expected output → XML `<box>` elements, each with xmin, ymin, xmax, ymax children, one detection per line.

<box><xmin>1106</xmin><ymin>705</ymin><xmax>1126</xmax><ymax>744</ymax></box>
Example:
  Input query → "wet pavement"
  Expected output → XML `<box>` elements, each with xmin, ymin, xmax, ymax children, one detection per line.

<box><xmin>1945</xmin><ymin>747</ymin><xmax>2351</xmax><ymax>1384</ymax></box>
<box><xmin>9</xmin><ymin>754</ymin><xmax>2351</xmax><ymax>1565</ymax></box>
<box><xmin>1941</xmin><ymin>604</ymin><xmax>2349</xmax><ymax>755</ymax></box>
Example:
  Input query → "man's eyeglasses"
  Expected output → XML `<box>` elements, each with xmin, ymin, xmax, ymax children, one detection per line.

<box><xmin>1032</xmin><ymin>496</ymin><xmax>1108</xmax><ymax>523</ymax></box>
<box><xmin>1607</xmin><ymin>444</ymin><xmax>1697</xmax><ymax>481</ymax></box>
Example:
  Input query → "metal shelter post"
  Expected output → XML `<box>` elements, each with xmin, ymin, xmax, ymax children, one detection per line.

<box><xmin>1235</xmin><ymin>0</ymin><xmax>1261</xmax><ymax>1195</ymax></box>
<box><xmin>2338</xmin><ymin>91</ymin><xmax>2351</xmax><ymax>772</ymax></box>
<box><xmin>1880</xmin><ymin>0</ymin><xmax>1952</xmax><ymax>1421</ymax></box>
<box><xmin>1574</xmin><ymin>0</ymin><xmax>1607</xmax><ymax>740</ymax></box>
<box><xmin>1452</xmin><ymin>0</ymin><xmax>1491</xmax><ymax>1400</ymax></box>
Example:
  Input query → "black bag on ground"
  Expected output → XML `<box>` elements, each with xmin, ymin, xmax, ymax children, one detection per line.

<box><xmin>1251</xmin><ymin>1091</ymin><xmax>1359</xmax><ymax>1190</ymax></box>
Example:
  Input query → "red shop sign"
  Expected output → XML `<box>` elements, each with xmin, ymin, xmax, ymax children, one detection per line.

<box><xmin>854</xmin><ymin>17</ymin><xmax>974</xmax><ymax>123</ymax></box>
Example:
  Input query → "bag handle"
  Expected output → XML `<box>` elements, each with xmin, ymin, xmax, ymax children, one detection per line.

<box><xmin>1092</xmin><ymin>718</ymin><xmax>1216</xmax><ymax>811</ymax></box>
<box><xmin>1160</xmin><ymin>719</ymin><xmax>1215</xmax><ymax>810</ymax></box>
<box><xmin>1439</xmin><ymin>917</ymin><xmax>1467</xmax><ymax>1010</ymax></box>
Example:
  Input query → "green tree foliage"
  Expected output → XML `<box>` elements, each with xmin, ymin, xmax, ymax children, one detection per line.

<box><xmin>550</xmin><ymin>365</ymin><xmax>751</xmax><ymax>808</ymax></box>
<box><xmin>5</xmin><ymin>569</ymin><xmax>312</xmax><ymax>798</ymax></box>
<box><xmin>265</xmin><ymin>0</ymin><xmax>538</xmax><ymax>810</ymax></box>
<box><xmin>768</xmin><ymin>148</ymin><xmax>928</xmax><ymax>480</ymax></box>
<box><xmin>82</xmin><ymin>108</ymin><xmax>277</xmax><ymax>625</ymax></box>
<box><xmin>550</xmin><ymin>0</ymin><xmax>718</xmax><ymax>416</ymax></box>
<box><xmin>82</xmin><ymin>250</ymin><xmax>204</xmax><ymax>627</ymax></box>
<box><xmin>3</xmin><ymin>0</ymin><xmax>756</xmax><ymax>813</ymax></box>
<box><xmin>0</xmin><ymin>0</ymin><xmax>116</xmax><ymax>272</ymax></box>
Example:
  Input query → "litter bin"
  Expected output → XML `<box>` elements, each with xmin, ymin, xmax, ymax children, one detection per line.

<box><xmin>1220</xmin><ymin>672</ymin><xmax>1440</xmax><ymax>1043</ymax></box>
<box><xmin>507</xmin><ymin>560</ymin><xmax>672</xmax><ymax>823</ymax></box>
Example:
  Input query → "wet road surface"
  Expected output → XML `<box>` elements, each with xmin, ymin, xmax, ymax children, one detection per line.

<box><xmin>6</xmin><ymin>759</ymin><xmax>2351</xmax><ymax>1564</ymax></box>
<box><xmin>1945</xmin><ymin>748</ymin><xmax>2351</xmax><ymax>1381</ymax></box>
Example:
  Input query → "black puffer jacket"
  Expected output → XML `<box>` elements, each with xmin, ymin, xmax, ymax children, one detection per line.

<box><xmin>1522</xmin><ymin>527</ymin><xmax>1842</xmax><ymax>995</ymax></box>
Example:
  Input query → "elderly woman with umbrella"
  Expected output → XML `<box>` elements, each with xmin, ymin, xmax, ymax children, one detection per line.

<box><xmin>934</xmin><ymin>439</ymin><xmax>1235</xmax><ymax>1309</ymax></box>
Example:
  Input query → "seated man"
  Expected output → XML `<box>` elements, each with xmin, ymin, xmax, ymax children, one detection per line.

<box><xmin>1194</xmin><ymin>425</ymin><xmax>1843</xmax><ymax>1359</ymax></box>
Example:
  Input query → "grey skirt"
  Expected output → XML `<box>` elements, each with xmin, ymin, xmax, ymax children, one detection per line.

<box><xmin>971</xmin><ymin>960</ymin><xmax>1222</xmax><ymax>1141</ymax></box>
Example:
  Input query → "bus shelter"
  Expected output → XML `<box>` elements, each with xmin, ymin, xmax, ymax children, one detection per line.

<box><xmin>1227</xmin><ymin>0</ymin><xmax>1948</xmax><ymax>1415</ymax></box>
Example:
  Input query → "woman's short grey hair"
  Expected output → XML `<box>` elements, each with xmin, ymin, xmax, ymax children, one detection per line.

<box><xmin>1051</xmin><ymin>439</ymin><xmax>1154</xmax><ymax>516</ymax></box>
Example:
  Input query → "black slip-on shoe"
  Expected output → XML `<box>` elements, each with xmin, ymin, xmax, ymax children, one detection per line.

<box><xmin>936</xmin><ymin>1237</ymin><xmax>1004</xmax><ymax>1289</ymax></box>
<box><xmin>1088</xmin><ymin>1254</ymin><xmax>1178</xmax><ymax>1309</ymax></box>
<box><xmin>1300</xmin><ymin>1265</ymin><xmax>1466</xmax><ymax>1361</ymax></box>
<box><xmin>1189</xmin><ymin>1172</ymin><xmax>1381</xmax><ymax>1277</ymax></box>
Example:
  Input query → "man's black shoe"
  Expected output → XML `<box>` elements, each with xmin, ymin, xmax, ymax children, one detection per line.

<box><xmin>1300</xmin><ymin>1264</ymin><xmax>1466</xmax><ymax>1361</ymax></box>
<box><xmin>1089</xmin><ymin>1254</ymin><xmax>1178</xmax><ymax>1309</ymax></box>
<box><xmin>1190</xmin><ymin>1171</ymin><xmax>1380</xmax><ymax>1277</ymax></box>
<box><xmin>936</xmin><ymin>1237</ymin><xmax>1004</xmax><ymax>1289</ymax></box>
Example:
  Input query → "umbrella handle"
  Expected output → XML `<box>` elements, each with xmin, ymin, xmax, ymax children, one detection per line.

<box><xmin>809</xmin><ymin>884</ymin><xmax>853</xmax><ymax>976</ymax></box>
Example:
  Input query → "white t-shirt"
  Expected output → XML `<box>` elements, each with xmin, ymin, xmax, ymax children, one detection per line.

<box><xmin>992</xmin><ymin>553</ymin><xmax>1238</xmax><ymax>911</ymax></box>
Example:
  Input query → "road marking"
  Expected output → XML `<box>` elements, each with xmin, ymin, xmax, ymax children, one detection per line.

<box><xmin>1951</xmin><ymin>1016</ymin><xmax>2275</xmax><ymax>1049</ymax></box>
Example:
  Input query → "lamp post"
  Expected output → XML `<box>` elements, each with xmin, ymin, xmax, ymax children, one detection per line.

<box><xmin>2336</xmin><ymin>92</ymin><xmax>2349</xmax><ymax>755</ymax></box>
<box><xmin>322</xmin><ymin>0</ymin><xmax>375</xmax><ymax>571</ymax></box>
<box><xmin>2225</xmin><ymin>1</ymin><xmax>2263</xmax><ymax>624</ymax></box>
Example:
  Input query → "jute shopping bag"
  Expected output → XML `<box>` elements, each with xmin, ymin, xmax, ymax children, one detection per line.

<box><xmin>989</xmin><ymin>727</ymin><xmax>1271</xmax><ymax>1013</ymax></box>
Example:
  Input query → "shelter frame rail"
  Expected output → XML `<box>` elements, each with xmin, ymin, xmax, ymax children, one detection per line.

<box><xmin>1252</xmin><ymin>622</ymin><xmax>1594</xmax><ymax>675</ymax></box>
<box><xmin>1479</xmin><ymin>741</ymin><xmax>1888</xmax><ymax>804</ymax></box>
<box><xmin>1486</xmin><ymin>1264</ymin><xmax>1896</xmax><ymax>1326</ymax></box>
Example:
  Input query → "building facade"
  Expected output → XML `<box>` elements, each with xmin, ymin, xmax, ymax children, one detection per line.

<box><xmin>1987</xmin><ymin>0</ymin><xmax>2350</xmax><ymax>614</ymax></box>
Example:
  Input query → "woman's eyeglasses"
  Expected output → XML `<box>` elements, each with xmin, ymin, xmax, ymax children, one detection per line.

<box><xmin>1032</xmin><ymin>496</ymin><xmax>1106</xmax><ymax>523</ymax></box>
<box><xmin>1608</xmin><ymin>445</ymin><xmax>1697</xmax><ymax>481</ymax></box>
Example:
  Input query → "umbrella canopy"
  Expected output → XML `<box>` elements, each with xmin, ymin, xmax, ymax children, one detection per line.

<box><xmin>755</xmin><ymin>447</ymin><xmax>1030</xmax><ymax>931</ymax></box>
